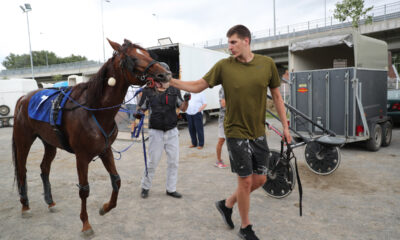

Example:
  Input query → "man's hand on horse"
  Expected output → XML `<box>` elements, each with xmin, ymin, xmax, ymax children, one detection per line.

<box><xmin>184</xmin><ymin>93</ymin><xmax>191</xmax><ymax>102</ymax></box>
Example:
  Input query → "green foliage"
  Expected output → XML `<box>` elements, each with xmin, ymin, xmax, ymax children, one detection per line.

<box><xmin>52</xmin><ymin>74</ymin><xmax>63</xmax><ymax>82</ymax></box>
<box><xmin>1</xmin><ymin>51</ymin><xmax>87</xmax><ymax>69</ymax></box>
<box><xmin>334</xmin><ymin>0</ymin><xmax>373</xmax><ymax>28</ymax></box>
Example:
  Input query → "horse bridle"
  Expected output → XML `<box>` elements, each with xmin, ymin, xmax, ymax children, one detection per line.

<box><xmin>118</xmin><ymin>46</ymin><xmax>160</xmax><ymax>86</ymax></box>
<box><xmin>139</xmin><ymin>59</ymin><xmax>158</xmax><ymax>82</ymax></box>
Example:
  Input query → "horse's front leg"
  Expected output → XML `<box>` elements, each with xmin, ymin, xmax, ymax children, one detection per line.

<box><xmin>75</xmin><ymin>154</ymin><xmax>93</xmax><ymax>236</ymax></box>
<box><xmin>98</xmin><ymin>147</ymin><xmax>121</xmax><ymax>216</ymax></box>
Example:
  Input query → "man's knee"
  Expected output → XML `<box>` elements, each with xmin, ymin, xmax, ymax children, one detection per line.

<box><xmin>238</xmin><ymin>176</ymin><xmax>253</xmax><ymax>191</ymax></box>
<box><xmin>253</xmin><ymin>175</ymin><xmax>266</xmax><ymax>188</ymax></box>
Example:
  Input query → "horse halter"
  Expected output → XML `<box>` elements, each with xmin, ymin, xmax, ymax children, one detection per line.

<box><xmin>118</xmin><ymin>45</ymin><xmax>159</xmax><ymax>86</ymax></box>
<box><xmin>138</xmin><ymin>60</ymin><xmax>161</xmax><ymax>88</ymax></box>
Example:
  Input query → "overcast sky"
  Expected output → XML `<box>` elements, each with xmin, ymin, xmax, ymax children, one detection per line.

<box><xmin>0</xmin><ymin>0</ymin><xmax>395</xmax><ymax>70</ymax></box>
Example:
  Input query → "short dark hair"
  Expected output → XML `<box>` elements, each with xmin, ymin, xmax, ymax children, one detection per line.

<box><xmin>226</xmin><ymin>25</ymin><xmax>251</xmax><ymax>44</ymax></box>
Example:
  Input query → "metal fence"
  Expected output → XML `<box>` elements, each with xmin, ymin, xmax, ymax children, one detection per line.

<box><xmin>0</xmin><ymin>60</ymin><xmax>102</xmax><ymax>78</ymax></box>
<box><xmin>194</xmin><ymin>1</ymin><xmax>400</xmax><ymax>49</ymax></box>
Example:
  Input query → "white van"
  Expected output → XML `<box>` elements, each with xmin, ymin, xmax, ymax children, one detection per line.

<box><xmin>0</xmin><ymin>78</ymin><xmax>38</xmax><ymax>127</ymax></box>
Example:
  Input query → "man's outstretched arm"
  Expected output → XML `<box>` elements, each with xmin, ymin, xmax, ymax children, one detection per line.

<box><xmin>170</xmin><ymin>78</ymin><xmax>209</xmax><ymax>93</ymax></box>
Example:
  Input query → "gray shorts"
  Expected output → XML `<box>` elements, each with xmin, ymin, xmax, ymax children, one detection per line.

<box><xmin>218</xmin><ymin>120</ymin><xmax>225</xmax><ymax>138</ymax></box>
<box><xmin>226</xmin><ymin>135</ymin><xmax>269</xmax><ymax>177</ymax></box>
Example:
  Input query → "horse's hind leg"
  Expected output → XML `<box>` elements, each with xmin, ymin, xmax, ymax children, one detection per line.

<box><xmin>12</xmin><ymin>132</ymin><xmax>36</xmax><ymax>217</ymax></box>
<box><xmin>98</xmin><ymin>147</ymin><xmax>121</xmax><ymax>216</ymax></box>
<box><xmin>40</xmin><ymin>141</ymin><xmax>57</xmax><ymax>211</ymax></box>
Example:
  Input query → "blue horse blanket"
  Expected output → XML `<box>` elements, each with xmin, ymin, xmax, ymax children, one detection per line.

<box><xmin>28</xmin><ymin>88</ymin><xmax>72</xmax><ymax>125</ymax></box>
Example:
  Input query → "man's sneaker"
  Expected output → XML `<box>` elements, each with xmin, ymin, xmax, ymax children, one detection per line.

<box><xmin>215</xmin><ymin>161</ymin><xmax>228</xmax><ymax>169</ymax></box>
<box><xmin>238</xmin><ymin>225</ymin><xmax>259</xmax><ymax>240</ymax></box>
<box><xmin>141</xmin><ymin>188</ymin><xmax>149</xmax><ymax>198</ymax></box>
<box><xmin>215</xmin><ymin>199</ymin><xmax>234</xmax><ymax>229</ymax></box>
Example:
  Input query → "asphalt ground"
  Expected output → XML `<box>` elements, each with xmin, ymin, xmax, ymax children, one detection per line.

<box><xmin>0</xmin><ymin>118</ymin><xmax>399</xmax><ymax>240</ymax></box>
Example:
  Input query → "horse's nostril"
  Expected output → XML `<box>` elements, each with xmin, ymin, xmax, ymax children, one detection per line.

<box><xmin>157</xmin><ymin>73</ymin><xmax>168</xmax><ymax>79</ymax></box>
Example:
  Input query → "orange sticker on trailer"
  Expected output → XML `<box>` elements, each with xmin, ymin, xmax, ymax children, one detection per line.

<box><xmin>297</xmin><ymin>87</ymin><xmax>308</xmax><ymax>93</ymax></box>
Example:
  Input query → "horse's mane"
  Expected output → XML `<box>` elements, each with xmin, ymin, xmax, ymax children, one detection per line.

<box><xmin>73</xmin><ymin>58</ymin><xmax>114</xmax><ymax>108</ymax></box>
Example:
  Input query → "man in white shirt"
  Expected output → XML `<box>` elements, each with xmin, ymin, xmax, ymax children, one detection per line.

<box><xmin>124</xmin><ymin>85</ymin><xmax>140</xmax><ymax>133</ymax></box>
<box><xmin>186</xmin><ymin>92</ymin><xmax>207</xmax><ymax>149</ymax></box>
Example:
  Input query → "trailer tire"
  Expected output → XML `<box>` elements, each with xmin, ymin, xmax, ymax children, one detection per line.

<box><xmin>381</xmin><ymin>121</ymin><xmax>392</xmax><ymax>147</ymax></box>
<box><xmin>202</xmin><ymin>112</ymin><xmax>209</xmax><ymax>126</ymax></box>
<box><xmin>0</xmin><ymin>105</ymin><xmax>10</xmax><ymax>116</ymax></box>
<box><xmin>365</xmin><ymin>124</ymin><xmax>382</xmax><ymax>151</ymax></box>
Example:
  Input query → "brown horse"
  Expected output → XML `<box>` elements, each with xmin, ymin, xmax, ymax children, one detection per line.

<box><xmin>12</xmin><ymin>39</ymin><xmax>170</xmax><ymax>235</ymax></box>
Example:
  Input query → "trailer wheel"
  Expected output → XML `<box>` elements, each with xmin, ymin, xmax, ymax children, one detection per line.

<box><xmin>202</xmin><ymin>112</ymin><xmax>209</xmax><ymax>126</ymax></box>
<box><xmin>381</xmin><ymin>121</ymin><xmax>392</xmax><ymax>147</ymax></box>
<box><xmin>305</xmin><ymin>142</ymin><xmax>341</xmax><ymax>175</ymax></box>
<box><xmin>0</xmin><ymin>105</ymin><xmax>10</xmax><ymax>116</ymax></box>
<box><xmin>365</xmin><ymin>124</ymin><xmax>382</xmax><ymax>151</ymax></box>
<box><xmin>8</xmin><ymin>117</ymin><xmax>14</xmax><ymax>127</ymax></box>
<box><xmin>262</xmin><ymin>150</ymin><xmax>296</xmax><ymax>198</ymax></box>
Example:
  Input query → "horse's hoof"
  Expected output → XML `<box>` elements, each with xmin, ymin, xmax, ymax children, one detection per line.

<box><xmin>21</xmin><ymin>209</ymin><xmax>32</xmax><ymax>218</ymax></box>
<box><xmin>80</xmin><ymin>228</ymin><xmax>94</xmax><ymax>237</ymax></box>
<box><xmin>99</xmin><ymin>207</ymin><xmax>107</xmax><ymax>216</ymax></box>
<box><xmin>48</xmin><ymin>205</ymin><xmax>58</xmax><ymax>213</ymax></box>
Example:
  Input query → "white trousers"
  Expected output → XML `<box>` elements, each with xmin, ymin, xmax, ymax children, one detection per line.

<box><xmin>141</xmin><ymin>127</ymin><xmax>179</xmax><ymax>192</ymax></box>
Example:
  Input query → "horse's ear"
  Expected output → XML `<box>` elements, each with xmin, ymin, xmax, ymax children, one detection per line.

<box><xmin>107</xmin><ymin>38</ymin><xmax>122</xmax><ymax>52</ymax></box>
<box><xmin>124</xmin><ymin>39</ymin><xmax>133</xmax><ymax>45</ymax></box>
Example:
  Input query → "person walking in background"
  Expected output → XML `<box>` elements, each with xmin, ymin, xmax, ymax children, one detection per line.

<box><xmin>215</xmin><ymin>87</ymin><xmax>228</xmax><ymax>168</ymax></box>
<box><xmin>170</xmin><ymin>25</ymin><xmax>291</xmax><ymax>240</ymax></box>
<box><xmin>186</xmin><ymin>92</ymin><xmax>207</xmax><ymax>150</ymax></box>
<box><xmin>124</xmin><ymin>85</ymin><xmax>140</xmax><ymax>135</ymax></box>
<box><xmin>138</xmin><ymin>62</ymin><xmax>190</xmax><ymax>199</ymax></box>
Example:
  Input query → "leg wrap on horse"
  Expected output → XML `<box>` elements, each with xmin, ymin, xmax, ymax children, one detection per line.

<box><xmin>76</xmin><ymin>184</ymin><xmax>90</xmax><ymax>198</ymax></box>
<box><xmin>40</xmin><ymin>173</ymin><xmax>54</xmax><ymax>205</ymax></box>
<box><xmin>18</xmin><ymin>178</ymin><xmax>29</xmax><ymax>206</ymax></box>
<box><xmin>110</xmin><ymin>173</ymin><xmax>121</xmax><ymax>192</ymax></box>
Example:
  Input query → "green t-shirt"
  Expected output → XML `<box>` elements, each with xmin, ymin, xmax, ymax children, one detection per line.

<box><xmin>203</xmin><ymin>54</ymin><xmax>280</xmax><ymax>139</ymax></box>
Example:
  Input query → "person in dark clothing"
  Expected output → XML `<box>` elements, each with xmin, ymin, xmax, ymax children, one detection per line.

<box><xmin>138</xmin><ymin>62</ymin><xmax>190</xmax><ymax>199</ymax></box>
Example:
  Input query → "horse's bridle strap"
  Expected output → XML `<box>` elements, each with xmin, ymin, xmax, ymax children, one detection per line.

<box><xmin>140</xmin><ymin>60</ymin><xmax>158</xmax><ymax>82</ymax></box>
<box><xmin>143</xmin><ymin>60</ymin><xmax>158</xmax><ymax>76</ymax></box>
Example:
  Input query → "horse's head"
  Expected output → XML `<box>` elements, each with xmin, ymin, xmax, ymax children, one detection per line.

<box><xmin>107</xmin><ymin>39</ymin><xmax>171</xmax><ymax>87</ymax></box>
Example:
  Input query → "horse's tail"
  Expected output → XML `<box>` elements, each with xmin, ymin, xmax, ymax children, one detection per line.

<box><xmin>12</xmin><ymin>96</ymin><xmax>24</xmax><ymax>187</ymax></box>
<box><xmin>12</xmin><ymin>135</ymin><xmax>18</xmax><ymax>187</ymax></box>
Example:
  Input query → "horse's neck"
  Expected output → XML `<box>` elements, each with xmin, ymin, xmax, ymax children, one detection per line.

<box><xmin>95</xmin><ymin>79</ymin><xmax>129</xmax><ymax>124</ymax></box>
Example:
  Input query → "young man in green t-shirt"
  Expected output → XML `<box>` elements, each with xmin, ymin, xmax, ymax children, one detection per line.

<box><xmin>170</xmin><ymin>25</ymin><xmax>291</xmax><ymax>240</ymax></box>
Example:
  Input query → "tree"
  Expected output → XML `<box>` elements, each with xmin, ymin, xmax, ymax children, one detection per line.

<box><xmin>334</xmin><ymin>0</ymin><xmax>373</xmax><ymax>28</ymax></box>
<box><xmin>52</xmin><ymin>74</ymin><xmax>63</xmax><ymax>82</ymax></box>
<box><xmin>1</xmin><ymin>51</ymin><xmax>88</xmax><ymax>69</ymax></box>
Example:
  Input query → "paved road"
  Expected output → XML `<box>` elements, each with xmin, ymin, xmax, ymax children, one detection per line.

<box><xmin>0</xmin><ymin>119</ymin><xmax>399</xmax><ymax>240</ymax></box>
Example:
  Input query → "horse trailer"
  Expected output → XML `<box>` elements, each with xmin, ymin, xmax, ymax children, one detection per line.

<box><xmin>147</xmin><ymin>43</ymin><xmax>229</xmax><ymax>124</ymax></box>
<box><xmin>289</xmin><ymin>30</ymin><xmax>392</xmax><ymax>151</ymax></box>
<box><xmin>0</xmin><ymin>78</ymin><xmax>38</xmax><ymax>127</ymax></box>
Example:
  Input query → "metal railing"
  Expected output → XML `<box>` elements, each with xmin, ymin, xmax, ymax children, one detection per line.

<box><xmin>0</xmin><ymin>60</ymin><xmax>102</xmax><ymax>77</ymax></box>
<box><xmin>194</xmin><ymin>1</ymin><xmax>400</xmax><ymax>49</ymax></box>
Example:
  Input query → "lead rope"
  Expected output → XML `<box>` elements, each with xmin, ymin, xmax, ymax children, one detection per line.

<box><xmin>141</xmin><ymin>123</ymin><xmax>148</xmax><ymax>177</ymax></box>
<box><xmin>281</xmin><ymin>141</ymin><xmax>303</xmax><ymax>216</ymax></box>
<box><xmin>111</xmin><ymin>112</ymin><xmax>148</xmax><ymax>176</ymax></box>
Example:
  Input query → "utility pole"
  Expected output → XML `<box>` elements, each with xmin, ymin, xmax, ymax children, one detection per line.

<box><xmin>325</xmin><ymin>0</ymin><xmax>327</xmax><ymax>27</ymax></box>
<box><xmin>101</xmin><ymin>0</ymin><xmax>110</xmax><ymax>62</ymax></box>
<box><xmin>20</xmin><ymin>3</ymin><xmax>35</xmax><ymax>80</ymax></box>
<box><xmin>273</xmin><ymin>0</ymin><xmax>276</xmax><ymax>36</ymax></box>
